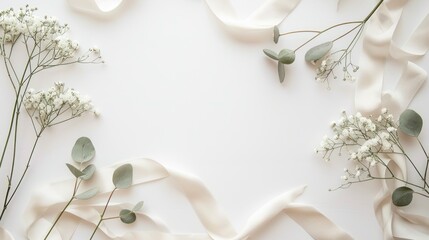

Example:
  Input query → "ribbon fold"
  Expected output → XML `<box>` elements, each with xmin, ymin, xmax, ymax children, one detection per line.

<box><xmin>356</xmin><ymin>0</ymin><xmax>429</xmax><ymax>239</ymax></box>
<box><xmin>24</xmin><ymin>158</ymin><xmax>352</xmax><ymax>240</ymax></box>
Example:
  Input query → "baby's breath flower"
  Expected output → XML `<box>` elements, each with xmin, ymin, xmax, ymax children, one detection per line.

<box><xmin>316</xmin><ymin>109</ymin><xmax>400</xmax><ymax>187</ymax></box>
<box><xmin>0</xmin><ymin>5</ymin><xmax>103</xmax><ymax>219</ymax></box>
<box><xmin>0</xmin><ymin>5</ymin><xmax>102</xmax><ymax>63</ymax></box>
<box><xmin>24</xmin><ymin>82</ymin><xmax>97</xmax><ymax>129</ymax></box>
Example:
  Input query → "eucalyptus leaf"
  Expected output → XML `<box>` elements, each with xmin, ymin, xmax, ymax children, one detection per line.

<box><xmin>399</xmin><ymin>109</ymin><xmax>423</xmax><ymax>137</ymax></box>
<box><xmin>75</xmin><ymin>187</ymin><xmax>98</xmax><ymax>200</ymax></box>
<box><xmin>263</xmin><ymin>49</ymin><xmax>278</xmax><ymax>60</ymax></box>
<box><xmin>66</xmin><ymin>163</ymin><xmax>84</xmax><ymax>178</ymax></box>
<box><xmin>71</xmin><ymin>137</ymin><xmax>95</xmax><ymax>163</ymax></box>
<box><xmin>392</xmin><ymin>186</ymin><xmax>413</xmax><ymax>206</ymax></box>
<box><xmin>278</xmin><ymin>62</ymin><xmax>285</xmax><ymax>83</ymax></box>
<box><xmin>278</xmin><ymin>49</ymin><xmax>295</xmax><ymax>64</ymax></box>
<box><xmin>305</xmin><ymin>42</ymin><xmax>333</xmax><ymax>62</ymax></box>
<box><xmin>132</xmin><ymin>201</ymin><xmax>144</xmax><ymax>212</ymax></box>
<box><xmin>119</xmin><ymin>209</ymin><xmax>136</xmax><ymax>224</ymax></box>
<box><xmin>273</xmin><ymin>25</ymin><xmax>280</xmax><ymax>44</ymax></box>
<box><xmin>112</xmin><ymin>164</ymin><xmax>133</xmax><ymax>189</ymax></box>
<box><xmin>80</xmin><ymin>164</ymin><xmax>96</xmax><ymax>181</ymax></box>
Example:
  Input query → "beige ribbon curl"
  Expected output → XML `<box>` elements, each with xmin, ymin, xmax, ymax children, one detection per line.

<box><xmin>355</xmin><ymin>0</ymin><xmax>429</xmax><ymax>239</ymax></box>
<box><xmin>23</xmin><ymin>158</ymin><xmax>352</xmax><ymax>240</ymax></box>
<box><xmin>67</xmin><ymin>0</ymin><xmax>301</xmax><ymax>38</ymax></box>
<box><xmin>11</xmin><ymin>0</ymin><xmax>428</xmax><ymax>239</ymax></box>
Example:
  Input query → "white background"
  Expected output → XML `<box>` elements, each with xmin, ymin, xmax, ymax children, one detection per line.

<box><xmin>0</xmin><ymin>0</ymin><xmax>429</xmax><ymax>239</ymax></box>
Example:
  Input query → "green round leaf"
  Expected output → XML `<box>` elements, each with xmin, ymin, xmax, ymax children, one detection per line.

<box><xmin>392</xmin><ymin>186</ymin><xmax>413</xmax><ymax>207</ymax></box>
<box><xmin>305</xmin><ymin>42</ymin><xmax>333</xmax><ymax>62</ymax></box>
<box><xmin>66</xmin><ymin>163</ymin><xmax>84</xmax><ymax>178</ymax></box>
<box><xmin>119</xmin><ymin>209</ymin><xmax>136</xmax><ymax>224</ymax></box>
<box><xmin>263</xmin><ymin>49</ymin><xmax>279</xmax><ymax>60</ymax></box>
<box><xmin>399</xmin><ymin>109</ymin><xmax>423</xmax><ymax>137</ymax></box>
<box><xmin>112</xmin><ymin>164</ymin><xmax>133</xmax><ymax>189</ymax></box>
<box><xmin>80</xmin><ymin>164</ymin><xmax>96</xmax><ymax>181</ymax></box>
<box><xmin>278</xmin><ymin>49</ymin><xmax>295</xmax><ymax>64</ymax></box>
<box><xmin>273</xmin><ymin>25</ymin><xmax>280</xmax><ymax>44</ymax></box>
<box><xmin>278</xmin><ymin>62</ymin><xmax>285</xmax><ymax>83</ymax></box>
<box><xmin>132</xmin><ymin>201</ymin><xmax>144</xmax><ymax>212</ymax></box>
<box><xmin>72</xmin><ymin>137</ymin><xmax>95</xmax><ymax>163</ymax></box>
<box><xmin>75</xmin><ymin>187</ymin><xmax>98</xmax><ymax>200</ymax></box>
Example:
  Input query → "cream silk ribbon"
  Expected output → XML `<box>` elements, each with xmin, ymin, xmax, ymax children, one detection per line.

<box><xmin>22</xmin><ymin>158</ymin><xmax>352</xmax><ymax>240</ymax></box>
<box><xmin>5</xmin><ymin>0</ymin><xmax>426</xmax><ymax>239</ymax></box>
<box><xmin>355</xmin><ymin>0</ymin><xmax>429</xmax><ymax>239</ymax></box>
<box><xmin>67</xmin><ymin>0</ymin><xmax>301</xmax><ymax>38</ymax></box>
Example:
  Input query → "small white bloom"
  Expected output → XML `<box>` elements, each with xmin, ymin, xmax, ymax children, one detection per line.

<box><xmin>355</xmin><ymin>170</ymin><xmax>361</xmax><ymax>177</ymax></box>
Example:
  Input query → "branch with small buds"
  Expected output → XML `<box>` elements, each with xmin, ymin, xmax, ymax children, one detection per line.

<box><xmin>317</xmin><ymin>108</ymin><xmax>429</xmax><ymax>207</ymax></box>
<box><xmin>0</xmin><ymin>5</ymin><xmax>102</xmax><ymax>221</ymax></box>
<box><xmin>263</xmin><ymin>0</ymin><xmax>383</xmax><ymax>87</ymax></box>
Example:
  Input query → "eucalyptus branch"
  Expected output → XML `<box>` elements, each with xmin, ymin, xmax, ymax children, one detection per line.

<box><xmin>88</xmin><ymin>163</ymin><xmax>139</xmax><ymax>239</ymax></box>
<box><xmin>264</xmin><ymin>0</ymin><xmax>384</xmax><ymax>84</ymax></box>
<box><xmin>293</xmin><ymin>21</ymin><xmax>363</xmax><ymax>52</ymax></box>
<box><xmin>89</xmin><ymin>188</ymin><xmax>116</xmax><ymax>240</ymax></box>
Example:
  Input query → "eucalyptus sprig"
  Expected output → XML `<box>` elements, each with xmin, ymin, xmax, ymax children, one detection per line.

<box><xmin>44</xmin><ymin>138</ymin><xmax>143</xmax><ymax>239</ymax></box>
<box><xmin>44</xmin><ymin>137</ymin><xmax>98</xmax><ymax>240</ymax></box>
<box><xmin>317</xmin><ymin>109</ymin><xmax>429</xmax><ymax>207</ymax></box>
<box><xmin>0</xmin><ymin>5</ymin><xmax>102</xmax><ymax>220</ymax></box>
<box><xmin>263</xmin><ymin>0</ymin><xmax>384</xmax><ymax>86</ymax></box>
<box><xmin>89</xmin><ymin>163</ymin><xmax>142</xmax><ymax>240</ymax></box>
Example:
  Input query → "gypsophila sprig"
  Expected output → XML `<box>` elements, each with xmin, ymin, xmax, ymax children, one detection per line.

<box><xmin>0</xmin><ymin>5</ymin><xmax>102</xmax><ymax>221</ymax></box>
<box><xmin>317</xmin><ymin>108</ymin><xmax>429</xmax><ymax>206</ymax></box>
<box><xmin>263</xmin><ymin>0</ymin><xmax>383</xmax><ymax>86</ymax></box>
<box><xmin>24</xmin><ymin>82</ymin><xmax>99</xmax><ymax>130</ymax></box>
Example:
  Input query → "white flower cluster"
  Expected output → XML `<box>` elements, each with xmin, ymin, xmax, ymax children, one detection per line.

<box><xmin>316</xmin><ymin>109</ymin><xmax>398</xmax><ymax>185</ymax></box>
<box><xmin>0</xmin><ymin>5</ymin><xmax>99</xmax><ymax>61</ymax></box>
<box><xmin>314</xmin><ymin>52</ymin><xmax>359</xmax><ymax>86</ymax></box>
<box><xmin>24</xmin><ymin>82</ymin><xmax>98</xmax><ymax>129</ymax></box>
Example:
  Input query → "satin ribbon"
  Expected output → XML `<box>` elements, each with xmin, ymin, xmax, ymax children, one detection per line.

<box><xmin>24</xmin><ymin>158</ymin><xmax>352</xmax><ymax>240</ymax></box>
<box><xmin>15</xmin><ymin>0</ymin><xmax>428</xmax><ymax>239</ymax></box>
<box><xmin>67</xmin><ymin>0</ymin><xmax>301</xmax><ymax>38</ymax></box>
<box><xmin>66</xmin><ymin>0</ymin><xmax>122</xmax><ymax>14</ymax></box>
<box><xmin>355</xmin><ymin>0</ymin><xmax>429</xmax><ymax>239</ymax></box>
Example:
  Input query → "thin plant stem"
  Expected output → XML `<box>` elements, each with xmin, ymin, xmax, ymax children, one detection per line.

<box><xmin>89</xmin><ymin>188</ymin><xmax>117</xmax><ymax>240</ymax></box>
<box><xmin>396</xmin><ymin>140</ymin><xmax>429</xmax><ymax>189</ymax></box>
<box><xmin>44</xmin><ymin>176</ymin><xmax>83</xmax><ymax>239</ymax></box>
<box><xmin>102</xmin><ymin>216</ymin><xmax>120</xmax><ymax>221</ymax></box>
<box><xmin>289</xmin><ymin>0</ymin><xmax>384</xmax><ymax>52</ymax></box>
<box><xmin>417</xmin><ymin>138</ymin><xmax>429</xmax><ymax>189</ymax></box>
<box><xmin>280</xmin><ymin>30</ymin><xmax>320</xmax><ymax>36</ymax></box>
<box><xmin>44</xmin><ymin>195</ymin><xmax>74</xmax><ymax>240</ymax></box>
<box><xmin>364</xmin><ymin>0</ymin><xmax>384</xmax><ymax>22</ymax></box>
<box><xmin>414</xmin><ymin>191</ymin><xmax>429</xmax><ymax>199</ymax></box>
<box><xmin>293</xmin><ymin>21</ymin><xmax>363</xmax><ymax>52</ymax></box>
<box><xmin>0</xmin><ymin>94</ymin><xmax>19</xmax><ymax>169</ymax></box>
<box><xmin>0</xmin><ymin>132</ymin><xmax>43</xmax><ymax>219</ymax></box>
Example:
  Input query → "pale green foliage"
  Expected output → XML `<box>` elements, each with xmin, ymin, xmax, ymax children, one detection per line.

<box><xmin>112</xmin><ymin>164</ymin><xmax>133</xmax><ymax>189</ymax></box>
<box><xmin>72</xmin><ymin>137</ymin><xmax>96</xmax><ymax>163</ymax></box>
<box><xmin>399</xmin><ymin>109</ymin><xmax>423</xmax><ymax>137</ymax></box>
<box><xmin>392</xmin><ymin>186</ymin><xmax>414</xmax><ymax>207</ymax></box>
<box><xmin>305</xmin><ymin>42</ymin><xmax>333</xmax><ymax>62</ymax></box>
